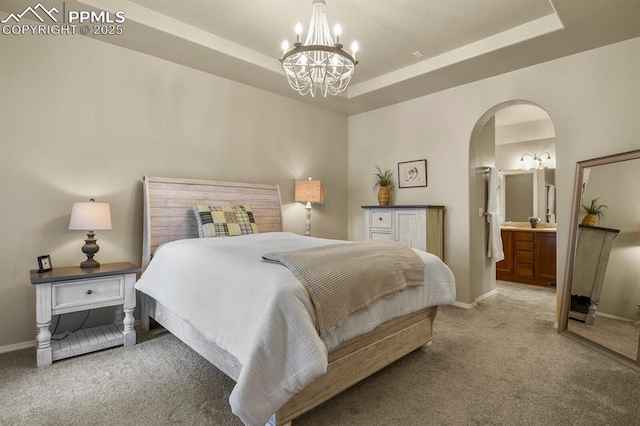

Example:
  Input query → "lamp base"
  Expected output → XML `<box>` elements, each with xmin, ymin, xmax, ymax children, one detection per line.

<box><xmin>80</xmin><ymin>232</ymin><xmax>101</xmax><ymax>269</ymax></box>
<box><xmin>80</xmin><ymin>258</ymin><xmax>100</xmax><ymax>269</ymax></box>
<box><xmin>305</xmin><ymin>205</ymin><xmax>312</xmax><ymax>237</ymax></box>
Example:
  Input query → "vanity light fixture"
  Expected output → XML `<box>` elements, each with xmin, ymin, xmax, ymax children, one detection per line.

<box><xmin>519</xmin><ymin>152</ymin><xmax>552</xmax><ymax>170</ymax></box>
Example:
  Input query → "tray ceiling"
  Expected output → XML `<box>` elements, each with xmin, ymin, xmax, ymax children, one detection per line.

<box><xmin>1</xmin><ymin>0</ymin><xmax>638</xmax><ymax>115</ymax></box>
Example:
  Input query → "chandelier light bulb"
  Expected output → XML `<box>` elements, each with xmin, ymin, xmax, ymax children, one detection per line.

<box><xmin>351</xmin><ymin>40</ymin><xmax>359</xmax><ymax>56</ymax></box>
<box><xmin>334</xmin><ymin>24</ymin><xmax>342</xmax><ymax>44</ymax></box>
<box><xmin>281</xmin><ymin>40</ymin><xmax>289</xmax><ymax>52</ymax></box>
<box><xmin>295</xmin><ymin>22</ymin><xmax>303</xmax><ymax>42</ymax></box>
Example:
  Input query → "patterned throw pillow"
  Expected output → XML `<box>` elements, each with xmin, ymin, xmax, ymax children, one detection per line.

<box><xmin>193</xmin><ymin>204</ymin><xmax>258</xmax><ymax>238</ymax></box>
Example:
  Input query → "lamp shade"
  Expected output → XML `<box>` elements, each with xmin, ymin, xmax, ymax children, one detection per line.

<box><xmin>69</xmin><ymin>201</ymin><xmax>112</xmax><ymax>231</ymax></box>
<box><xmin>295</xmin><ymin>179</ymin><xmax>324</xmax><ymax>204</ymax></box>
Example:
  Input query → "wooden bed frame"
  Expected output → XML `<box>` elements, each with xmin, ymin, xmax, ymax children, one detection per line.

<box><xmin>140</xmin><ymin>175</ymin><xmax>438</xmax><ymax>425</ymax></box>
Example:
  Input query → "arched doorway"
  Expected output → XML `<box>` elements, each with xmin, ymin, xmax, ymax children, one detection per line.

<box><xmin>468</xmin><ymin>100</ymin><xmax>558</xmax><ymax>321</ymax></box>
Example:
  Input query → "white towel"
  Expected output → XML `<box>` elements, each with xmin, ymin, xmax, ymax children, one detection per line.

<box><xmin>487</xmin><ymin>167</ymin><xmax>499</xmax><ymax>215</ymax></box>
<box><xmin>487</xmin><ymin>213</ymin><xmax>505</xmax><ymax>262</ymax></box>
<box><xmin>486</xmin><ymin>167</ymin><xmax>504</xmax><ymax>262</ymax></box>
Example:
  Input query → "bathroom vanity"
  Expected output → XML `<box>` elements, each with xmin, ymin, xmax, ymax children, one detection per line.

<box><xmin>497</xmin><ymin>226</ymin><xmax>557</xmax><ymax>287</ymax></box>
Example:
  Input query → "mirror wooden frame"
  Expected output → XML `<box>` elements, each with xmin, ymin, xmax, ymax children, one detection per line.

<box><xmin>558</xmin><ymin>149</ymin><xmax>640</xmax><ymax>369</ymax></box>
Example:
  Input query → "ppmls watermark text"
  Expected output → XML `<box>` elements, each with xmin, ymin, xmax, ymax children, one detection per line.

<box><xmin>1</xmin><ymin>3</ymin><xmax>126</xmax><ymax>36</ymax></box>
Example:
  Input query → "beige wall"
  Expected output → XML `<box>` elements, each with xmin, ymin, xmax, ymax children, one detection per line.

<box><xmin>469</xmin><ymin>117</ymin><xmax>496</xmax><ymax>301</ymax></box>
<box><xmin>0</xmin><ymin>33</ymin><xmax>348</xmax><ymax>348</ymax></box>
<box><xmin>348</xmin><ymin>37</ymin><xmax>640</xmax><ymax>305</ymax></box>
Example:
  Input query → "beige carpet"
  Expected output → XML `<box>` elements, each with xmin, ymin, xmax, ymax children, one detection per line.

<box><xmin>1</xmin><ymin>282</ymin><xmax>639</xmax><ymax>425</ymax></box>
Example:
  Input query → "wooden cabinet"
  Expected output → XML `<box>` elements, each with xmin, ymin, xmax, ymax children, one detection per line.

<box><xmin>514</xmin><ymin>231</ymin><xmax>535</xmax><ymax>278</ymax></box>
<box><xmin>536</xmin><ymin>232</ymin><xmax>558</xmax><ymax>282</ymax></box>
<box><xmin>496</xmin><ymin>231</ymin><xmax>513</xmax><ymax>275</ymax></box>
<box><xmin>362</xmin><ymin>205</ymin><xmax>445</xmax><ymax>260</ymax></box>
<box><xmin>497</xmin><ymin>229</ymin><xmax>556</xmax><ymax>287</ymax></box>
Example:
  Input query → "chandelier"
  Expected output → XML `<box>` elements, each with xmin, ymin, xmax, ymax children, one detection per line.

<box><xmin>280</xmin><ymin>0</ymin><xmax>358</xmax><ymax>97</ymax></box>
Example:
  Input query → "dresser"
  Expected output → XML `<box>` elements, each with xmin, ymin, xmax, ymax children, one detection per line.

<box><xmin>362</xmin><ymin>205</ymin><xmax>445</xmax><ymax>260</ymax></box>
<box><xmin>569</xmin><ymin>225</ymin><xmax>620</xmax><ymax>325</ymax></box>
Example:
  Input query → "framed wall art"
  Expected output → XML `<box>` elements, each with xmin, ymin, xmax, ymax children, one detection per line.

<box><xmin>398</xmin><ymin>159</ymin><xmax>427</xmax><ymax>188</ymax></box>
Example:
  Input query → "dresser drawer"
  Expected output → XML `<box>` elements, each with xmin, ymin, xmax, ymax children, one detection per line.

<box><xmin>370</xmin><ymin>210</ymin><xmax>392</xmax><ymax>229</ymax></box>
<box><xmin>515</xmin><ymin>232</ymin><xmax>534</xmax><ymax>242</ymax></box>
<box><xmin>369</xmin><ymin>230</ymin><xmax>393</xmax><ymax>240</ymax></box>
<box><xmin>515</xmin><ymin>250</ymin><xmax>534</xmax><ymax>264</ymax></box>
<box><xmin>515</xmin><ymin>264</ymin><xmax>534</xmax><ymax>277</ymax></box>
<box><xmin>52</xmin><ymin>276</ymin><xmax>125</xmax><ymax>311</ymax></box>
<box><xmin>515</xmin><ymin>241</ymin><xmax>535</xmax><ymax>251</ymax></box>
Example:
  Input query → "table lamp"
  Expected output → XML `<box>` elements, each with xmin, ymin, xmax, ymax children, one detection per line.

<box><xmin>294</xmin><ymin>178</ymin><xmax>324</xmax><ymax>236</ymax></box>
<box><xmin>69</xmin><ymin>199</ymin><xmax>112</xmax><ymax>268</ymax></box>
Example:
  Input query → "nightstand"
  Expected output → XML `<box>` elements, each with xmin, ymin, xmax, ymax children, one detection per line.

<box><xmin>30</xmin><ymin>262</ymin><xmax>140</xmax><ymax>367</ymax></box>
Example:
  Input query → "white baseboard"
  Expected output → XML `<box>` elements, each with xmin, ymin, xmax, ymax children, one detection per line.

<box><xmin>453</xmin><ymin>288</ymin><xmax>499</xmax><ymax>310</ymax></box>
<box><xmin>595</xmin><ymin>311</ymin><xmax>637</xmax><ymax>324</ymax></box>
<box><xmin>0</xmin><ymin>340</ymin><xmax>36</xmax><ymax>354</ymax></box>
<box><xmin>476</xmin><ymin>288</ymin><xmax>498</xmax><ymax>303</ymax></box>
<box><xmin>453</xmin><ymin>301</ymin><xmax>476</xmax><ymax>309</ymax></box>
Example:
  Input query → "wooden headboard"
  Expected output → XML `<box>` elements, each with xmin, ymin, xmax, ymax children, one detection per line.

<box><xmin>142</xmin><ymin>176</ymin><xmax>283</xmax><ymax>268</ymax></box>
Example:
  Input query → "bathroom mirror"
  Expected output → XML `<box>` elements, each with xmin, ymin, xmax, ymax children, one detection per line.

<box><xmin>501</xmin><ymin>169</ymin><xmax>556</xmax><ymax>223</ymax></box>
<box><xmin>502</xmin><ymin>170</ymin><xmax>536</xmax><ymax>222</ymax></box>
<box><xmin>559</xmin><ymin>149</ymin><xmax>640</xmax><ymax>369</ymax></box>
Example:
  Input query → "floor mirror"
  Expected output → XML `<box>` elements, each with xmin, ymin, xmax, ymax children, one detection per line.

<box><xmin>559</xmin><ymin>149</ymin><xmax>640</xmax><ymax>370</ymax></box>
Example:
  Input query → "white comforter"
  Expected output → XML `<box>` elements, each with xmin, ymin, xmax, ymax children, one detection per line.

<box><xmin>135</xmin><ymin>232</ymin><xmax>456</xmax><ymax>425</ymax></box>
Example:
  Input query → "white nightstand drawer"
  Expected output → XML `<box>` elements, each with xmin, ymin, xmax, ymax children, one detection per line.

<box><xmin>52</xmin><ymin>276</ymin><xmax>124</xmax><ymax>311</ymax></box>
<box><xmin>370</xmin><ymin>210</ymin><xmax>392</xmax><ymax>228</ymax></box>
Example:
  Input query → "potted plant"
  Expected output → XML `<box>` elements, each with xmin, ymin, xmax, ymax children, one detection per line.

<box><xmin>581</xmin><ymin>198</ymin><xmax>607</xmax><ymax>226</ymax></box>
<box><xmin>373</xmin><ymin>165</ymin><xmax>394</xmax><ymax>206</ymax></box>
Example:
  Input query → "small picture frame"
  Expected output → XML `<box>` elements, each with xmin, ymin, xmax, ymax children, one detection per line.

<box><xmin>37</xmin><ymin>255</ymin><xmax>52</xmax><ymax>273</ymax></box>
<box><xmin>398</xmin><ymin>159</ymin><xmax>427</xmax><ymax>188</ymax></box>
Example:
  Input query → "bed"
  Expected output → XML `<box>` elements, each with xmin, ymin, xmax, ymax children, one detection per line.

<box><xmin>136</xmin><ymin>175</ymin><xmax>456</xmax><ymax>426</ymax></box>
